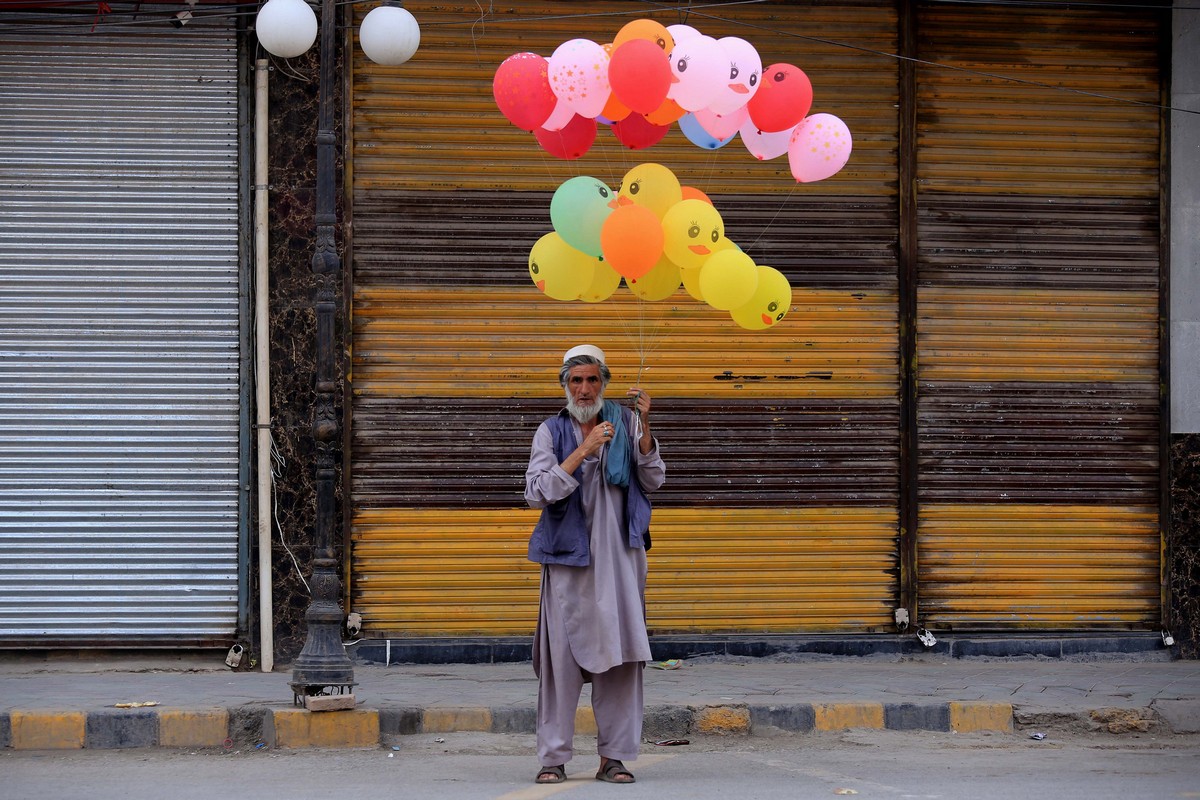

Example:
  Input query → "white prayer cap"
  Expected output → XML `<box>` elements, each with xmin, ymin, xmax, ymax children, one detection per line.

<box><xmin>563</xmin><ymin>344</ymin><xmax>606</xmax><ymax>364</ymax></box>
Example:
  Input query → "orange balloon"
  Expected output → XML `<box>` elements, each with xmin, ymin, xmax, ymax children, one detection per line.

<box><xmin>600</xmin><ymin>205</ymin><xmax>665</xmax><ymax>280</ymax></box>
<box><xmin>680</xmin><ymin>185</ymin><xmax>712</xmax><ymax>204</ymax></box>
<box><xmin>645</xmin><ymin>96</ymin><xmax>686</xmax><ymax>126</ymax></box>
<box><xmin>613</xmin><ymin>18</ymin><xmax>674</xmax><ymax>52</ymax></box>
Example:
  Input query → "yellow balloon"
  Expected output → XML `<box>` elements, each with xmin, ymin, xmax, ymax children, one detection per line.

<box><xmin>730</xmin><ymin>266</ymin><xmax>793</xmax><ymax>330</ymax></box>
<box><xmin>625</xmin><ymin>253</ymin><xmax>680</xmax><ymax>301</ymax></box>
<box><xmin>615</xmin><ymin>162</ymin><xmax>681</xmax><ymax>219</ymax></box>
<box><xmin>579</xmin><ymin>260</ymin><xmax>622</xmax><ymax>302</ymax></box>
<box><xmin>700</xmin><ymin>248</ymin><xmax>758</xmax><ymax>310</ymax></box>
<box><xmin>662</xmin><ymin>198</ymin><xmax>724</xmax><ymax>271</ymax></box>
<box><xmin>681</xmin><ymin>237</ymin><xmax>734</xmax><ymax>301</ymax></box>
<box><xmin>529</xmin><ymin>232</ymin><xmax>596</xmax><ymax>301</ymax></box>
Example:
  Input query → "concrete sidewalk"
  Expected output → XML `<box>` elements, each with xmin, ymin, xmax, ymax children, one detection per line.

<box><xmin>1</xmin><ymin>652</ymin><xmax>1198</xmax><ymax>750</ymax></box>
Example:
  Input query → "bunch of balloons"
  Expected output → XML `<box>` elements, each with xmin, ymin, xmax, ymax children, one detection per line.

<box><xmin>528</xmin><ymin>163</ymin><xmax>792</xmax><ymax>331</ymax></box>
<box><xmin>493</xmin><ymin>18</ymin><xmax>852</xmax><ymax>183</ymax></box>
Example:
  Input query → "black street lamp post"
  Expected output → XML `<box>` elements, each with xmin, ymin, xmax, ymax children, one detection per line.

<box><xmin>254</xmin><ymin>0</ymin><xmax>419</xmax><ymax>704</ymax></box>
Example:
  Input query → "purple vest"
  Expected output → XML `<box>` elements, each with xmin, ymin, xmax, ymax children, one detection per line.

<box><xmin>527</xmin><ymin>408</ymin><xmax>652</xmax><ymax>566</ymax></box>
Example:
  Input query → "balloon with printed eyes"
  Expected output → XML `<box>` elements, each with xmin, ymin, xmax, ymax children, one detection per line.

<box><xmin>528</xmin><ymin>232</ymin><xmax>596</xmax><ymax>301</ymax></box>
<box><xmin>708</xmin><ymin>36</ymin><xmax>761</xmax><ymax>115</ymax></box>
<box><xmin>730</xmin><ymin>265</ymin><xmax>792</xmax><ymax>330</ymax></box>
<box><xmin>666</xmin><ymin>34</ymin><xmax>725</xmax><ymax>112</ymax></box>
<box><xmin>747</xmin><ymin>63</ymin><xmax>812</xmax><ymax>133</ymax></box>
<box><xmin>615</xmin><ymin>162</ymin><xmax>682</xmax><ymax>218</ymax></box>
<box><xmin>661</xmin><ymin>198</ymin><xmax>724</xmax><ymax>272</ymax></box>
<box><xmin>550</xmin><ymin>176</ymin><xmax>614</xmax><ymax>257</ymax></box>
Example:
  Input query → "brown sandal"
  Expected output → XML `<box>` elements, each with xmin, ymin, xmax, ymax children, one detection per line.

<box><xmin>596</xmin><ymin>759</ymin><xmax>635</xmax><ymax>784</ymax></box>
<box><xmin>535</xmin><ymin>765</ymin><xmax>566</xmax><ymax>784</ymax></box>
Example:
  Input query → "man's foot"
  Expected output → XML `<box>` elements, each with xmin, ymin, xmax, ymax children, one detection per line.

<box><xmin>596</xmin><ymin>758</ymin><xmax>635</xmax><ymax>784</ymax></box>
<box><xmin>535</xmin><ymin>765</ymin><xmax>566</xmax><ymax>784</ymax></box>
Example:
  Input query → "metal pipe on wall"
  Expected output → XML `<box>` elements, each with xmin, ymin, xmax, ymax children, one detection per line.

<box><xmin>253</xmin><ymin>57</ymin><xmax>274</xmax><ymax>673</ymax></box>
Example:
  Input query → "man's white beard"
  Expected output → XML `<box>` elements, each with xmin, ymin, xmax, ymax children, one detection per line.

<box><xmin>565</xmin><ymin>388</ymin><xmax>604</xmax><ymax>424</ymax></box>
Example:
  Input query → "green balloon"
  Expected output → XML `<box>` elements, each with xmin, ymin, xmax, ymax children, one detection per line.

<box><xmin>550</xmin><ymin>176</ymin><xmax>614</xmax><ymax>257</ymax></box>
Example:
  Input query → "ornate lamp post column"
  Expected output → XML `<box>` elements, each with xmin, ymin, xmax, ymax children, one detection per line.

<box><xmin>254</xmin><ymin>0</ymin><xmax>419</xmax><ymax>704</ymax></box>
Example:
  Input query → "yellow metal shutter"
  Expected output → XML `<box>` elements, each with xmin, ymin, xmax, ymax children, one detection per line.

<box><xmin>912</xmin><ymin>2</ymin><xmax>1164</xmax><ymax>629</ymax></box>
<box><xmin>348</xmin><ymin>1</ymin><xmax>902</xmax><ymax>636</ymax></box>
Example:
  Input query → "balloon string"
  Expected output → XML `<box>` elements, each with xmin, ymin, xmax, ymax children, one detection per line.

<box><xmin>747</xmin><ymin>179</ymin><xmax>800</xmax><ymax>254</ymax></box>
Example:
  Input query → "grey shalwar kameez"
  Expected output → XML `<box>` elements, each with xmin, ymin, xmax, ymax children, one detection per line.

<box><xmin>524</xmin><ymin>411</ymin><xmax>666</xmax><ymax>768</ymax></box>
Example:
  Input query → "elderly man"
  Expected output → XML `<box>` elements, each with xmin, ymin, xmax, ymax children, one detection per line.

<box><xmin>524</xmin><ymin>344</ymin><xmax>666</xmax><ymax>785</ymax></box>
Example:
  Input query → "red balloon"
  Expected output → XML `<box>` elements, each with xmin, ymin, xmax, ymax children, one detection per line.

<box><xmin>610</xmin><ymin>113</ymin><xmax>669</xmax><ymax>150</ymax></box>
<box><xmin>600</xmin><ymin>205</ymin><xmax>665</xmax><ymax>280</ymax></box>
<box><xmin>608</xmin><ymin>39</ymin><xmax>671</xmax><ymax>114</ymax></box>
<box><xmin>493</xmin><ymin>52</ymin><xmax>557</xmax><ymax>132</ymax></box>
<box><xmin>534</xmin><ymin>114</ymin><xmax>597</xmax><ymax>160</ymax></box>
<box><xmin>747</xmin><ymin>63</ymin><xmax>813</xmax><ymax>134</ymax></box>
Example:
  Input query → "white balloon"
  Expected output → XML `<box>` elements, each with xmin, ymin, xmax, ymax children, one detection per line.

<box><xmin>709</xmin><ymin>36</ymin><xmax>762</xmax><ymax>115</ymax></box>
<box><xmin>255</xmin><ymin>0</ymin><xmax>317</xmax><ymax>59</ymax></box>
<box><xmin>360</xmin><ymin>4</ymin><xmax>421</xmax><ymax>66</ymax></box>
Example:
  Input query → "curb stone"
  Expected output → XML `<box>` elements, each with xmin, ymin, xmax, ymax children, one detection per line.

<box><xmin>2</xmin><ymin>700</ymin><xmax>1186</xmax><ymax>750</ymax></box>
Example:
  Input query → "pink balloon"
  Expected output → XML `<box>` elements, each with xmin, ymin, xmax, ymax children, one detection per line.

<box><xmin>666</xmin><ymin>34</ymin><xmax>724</xmax><ymax>112</ymax></box>
<box><xmin>788</xmin><ymin>113</ymin><xmax>853</xmax><ymax>183</ymax></box>
<box><xmin>535</xmin><ymin>114</ymin><xmax>598</xmax><ymax>160</ymax></box>
<box><xmin>740</xmin><ymin>119</ymin><xmax>793</xmax><ymax>161</ymax></box>
<box><xmin>548</xmin><ymin>38</ymin><xmax>610</xmax><ymax>119</ymax></box>
<box><xmin>708</xmin><ymin>36</ymin><xmax>762</xmax><ymax>115</ymax></box>
<box><xmin>492</xmin><ymin>52</ymin><xmax>556</xmax><ymax>132</ymax></box>
<box><xmin>610</xmin><ymin>113</ymin><xmax>669</xmax><ymax>150</ymax></box>
<box><xmin>608</xmin><ymin>38</ymin><xmax>671</xmax><ymax>114</ymax></box>
<box><xmin>747</xmin><ymin>63</ymin><xmax>812</xmax><ymax>133</ymax></box>
<box><xmin>695</xmin><ymin>105</ymin><xmax>748</xmax><ymax>139</ymax></box>
<box><xmin>541</xmin><ymin>98</ymin><xmax>576</xmax><ymax>132</ymax></box>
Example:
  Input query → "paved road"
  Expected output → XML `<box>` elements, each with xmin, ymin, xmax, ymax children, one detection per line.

<box><xmin>4</xmin><ymin>730</ymin><xmax>1198</xmax><ymax>800</ymax></box>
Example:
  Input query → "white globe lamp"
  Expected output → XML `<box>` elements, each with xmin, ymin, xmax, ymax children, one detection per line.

<box><xmin>255</xmin><ymin>0</ymin><xmax>318</xmax><ymax>59</ymax></box>
<box><xmin>359</xmin><ymin>3</ymin><xmax>421</xmax><ymax>66</ymax></box>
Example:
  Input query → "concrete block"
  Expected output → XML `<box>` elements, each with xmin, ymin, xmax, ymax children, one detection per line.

<box><xmin>158</xmin><ymin>708</ymin><xmax>229</xmax><ymax>748</ymax></box>
<box><xmin>86</xmin><ymin>709</ymin><xmax>158</xmax><ymax>749</ymax></box>
<box><xmin>750</xmin><ymin>703</ymin><xmax>815</xmax><ymax>734</ymax></box>
<box><xmin>422</xmin><ymin>707</ymin><xmax>492</xmax><ymax>733</ymax></box>
<box><xmin>304</xmin><ymin>694</ymin><xmax>357</xmax><ymax>712</ymax></box>
<box><xmin>884</xmin><ymin>703</ymin><xmax>950</xmax><ymax>732</ymax></box>
<box><xmin>490</xmin><ymin>706</ymin><xmax>536</xmax><ymax>734</ymax></box>
<box><xmin>574</xmin><ymin>705</ymin><xmax>597</xmax><ymax>735</ymax></box>
<box><xmin>379</xmin><ymin>707</ymin><xmax>423</xmax><ymax>735</ymax></box>
<box><xmin>10</xmin><ymin>710</ymin><xmax>86</xmax><ymax>750</ymax></box>
<box><xmin>814</xmin><ymin>703</ymin><xmax>885</xmax><ymax>731</ymax></box>
<box><xmin>950</xmin><ymin>702</ymin><xmax>1013</xmax><ymax>733</ymax></box>
<box><xmin>695</xmin><ymin>705</ymin><xmax>751</xmax><ymax>734</ymax></box>
<box><xmin>268</xmin><ymin>708</ymin><xmax>380</xmax><ymax>749</ymax></box>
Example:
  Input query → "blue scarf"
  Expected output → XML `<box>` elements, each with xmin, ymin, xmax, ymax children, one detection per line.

<box><xmin>600</xmin><ymin>399</ymin><xmax>632</xmax><ymax>488</ymax></box>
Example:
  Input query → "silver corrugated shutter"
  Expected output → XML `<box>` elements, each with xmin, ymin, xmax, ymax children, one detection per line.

<box><xmin>0</xmin><ymin>12</ymin><xmax>241</xmax><ymax>643</ymax></box>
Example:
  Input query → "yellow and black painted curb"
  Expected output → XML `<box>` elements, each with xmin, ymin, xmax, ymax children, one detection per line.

<box><xmin>0</xmin><ymin>701</ymin><xmax>1027</xmax><ymax>749</ymax></box>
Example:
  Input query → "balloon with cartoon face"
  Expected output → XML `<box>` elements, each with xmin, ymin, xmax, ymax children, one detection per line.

<box><xmin>661</xmin><ymin>198</ymin><xmax>724</xmax><ymax>271</ymax></box>
<box><xmin>666</xmin><ymin>34</ymin><xmax>724</xmax><ymax>112</ymax></box>
<box><xmin>528</xmin><ymin>232</ymin><xmax>596</xmax><ymax>301</ymax></box>
<box><xmin>550</xmin><ymin>176</ymin><xmax>615</xmax><ymax>256</ymax></box>
<box><xmin>708</xmin><ymin>36</ymin><xmax>761</xmax><ymax>115</ymax></box>
<box><xmin>730</xmin><ymin>265</ymin><xmax>792</xmax><ymax>330</ymax></box>
<box><xmin>615</xmin><ymin>162</ymin><xmax>682</xmax><ymax>218</ymax></box>
<box><xmin>747</xmin><ymin>63</ymin><xmax>812</xmax><ymax>133</ymax></box>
